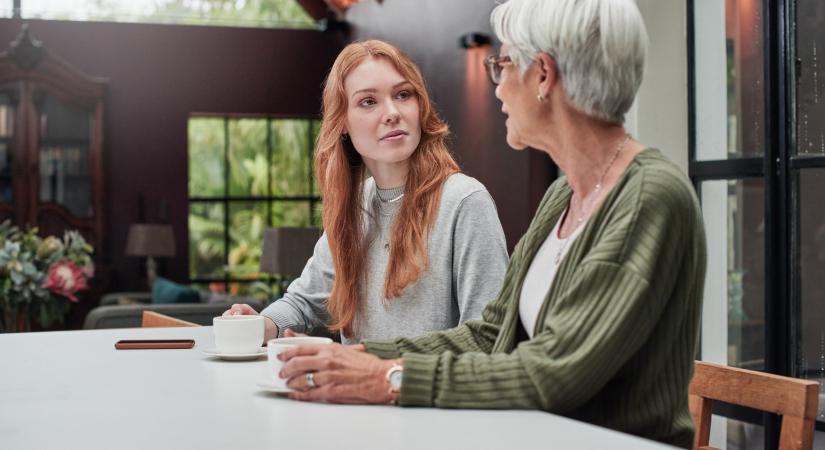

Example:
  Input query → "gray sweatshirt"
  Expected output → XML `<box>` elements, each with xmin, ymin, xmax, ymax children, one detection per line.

<box><xmin>260</xmin><ymin>173</ymin><xmax>509</xmax><ymax>344</ymax></box>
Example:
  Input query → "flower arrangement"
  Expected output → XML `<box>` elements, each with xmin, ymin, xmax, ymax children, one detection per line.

<box><xmin>0</xmin><ymin>221</ymin><xmax>94</xmax><ymax>332</ymax></box>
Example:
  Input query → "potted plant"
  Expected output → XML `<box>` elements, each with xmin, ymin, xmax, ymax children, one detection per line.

<box><xmin>0</xmin><ymin>221</ymin><xmax>94</xmax><ymax>332</ymax></box>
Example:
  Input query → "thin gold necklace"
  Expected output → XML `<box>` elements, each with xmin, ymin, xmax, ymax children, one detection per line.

<box><xmin>554</xmin><ymin>133</ymin><xmax>631</xmax><ymax>264</ymax></box>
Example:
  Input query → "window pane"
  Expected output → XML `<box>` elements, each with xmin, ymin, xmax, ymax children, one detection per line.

<box><xmin>227</xmin><ymin>201</ymin><xmax>267</xmax><ymax>280</ymax></box>
<box><xmin>312</xmin><ymin>201</ymin><xmax>323</xmax><ymax>228</ymax></box>
<box><xmin>188</xmin><ymin>118</ymin><xmax>225</xmax><ymax>197</ymax></box>
<box><xmin>21</xmin><ymin>0</ymin><xmax>316</xmax><ymax>29</ymax></box>
<box><xmin>228</xmin><ymin>119</ymin><xmax>268</xmax><ymax>197</ymax></box>
<box><xmin>270</xmin><ymin>119</ymin><xmax>312</xmax><ymax>196</ymax></box>
<box><xmin>798</xmin><ymin>169</ymin><xmax>825</xmax><ymax>419</ymax></box>
<box><xmin>795</xmin><ymin>1</ymin><xmax>825</xmax><ymax>155</ymax></box>
<box><xmin>272</xmin><ymin>201</ymin><xmax>312</xmax><ymax>227</ymax></box>
<box><xmin>312</xmin><ymin>120</ymin><xmax>321</xmax><ymax>197</ymax></box>
<box><xmin>694</xmin><ymin>0</ymin><xmax>764</xmax><ymax>159</ymax></box>
<box><xmin>700</xmin><ymin>179</ymin><xmax>765</xmax><ymax>369</ymax></box>
<box><xmin>725</xmin><ymin>417</ymin><xmax>764</xmax><ymax>450</ymax></box>
<box><xmin>189</xmin><ymin>202</ymin><xmax>225</xmax><ymax>279</ymax></box>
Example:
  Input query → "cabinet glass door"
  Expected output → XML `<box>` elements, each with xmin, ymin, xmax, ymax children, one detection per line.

<box><xmin>0</xmin><ymin>93</ymin><xmax>14</xmax><ymax>204</ymax></box>
<box><xmin>37</xmin><ymin>94</ymin><xmax>92</xmax><ymax>218</ymax></box>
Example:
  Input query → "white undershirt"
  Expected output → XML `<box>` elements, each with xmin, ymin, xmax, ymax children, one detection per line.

<box><xmin>519</xmin><ymin>208</ymin><xmax>588</xmax><ymax>337</ymax></box>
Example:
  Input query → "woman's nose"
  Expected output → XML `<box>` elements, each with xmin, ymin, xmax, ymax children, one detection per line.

<box><xmin>383</xmin><ymin>101</ymin><xmax>400</xmax><ymax>125</ymax></box>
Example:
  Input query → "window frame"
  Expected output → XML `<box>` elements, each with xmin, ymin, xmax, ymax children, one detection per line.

<box><xmin>187</xmin><ymin>113</ymin><xmax>321</xmax><ymax>293</ymax></box>
<box><xmin>687</xmin><ymin>0</ymin><xmax>820</xmax><ymax>446</ymax></box>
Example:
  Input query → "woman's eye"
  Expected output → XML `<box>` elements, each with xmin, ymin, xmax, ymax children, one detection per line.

<box><xmin>358</xmin><ymin>98</ymin><xmax>376</xmax><ymax>107</ymax></box>
<box><xmin>396</xmin><ymin>90</ymin><xmax>412</xmax><ymax>100</ymax></box>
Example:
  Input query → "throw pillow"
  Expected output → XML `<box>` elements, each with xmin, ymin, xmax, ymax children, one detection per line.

<box><xmin>151</xmin><ymin>277</ymin><xmax>201</xmax><ymax>304</ymax></box>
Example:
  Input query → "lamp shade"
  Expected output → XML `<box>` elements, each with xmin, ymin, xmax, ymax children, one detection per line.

<box><xmin>125</xmin><ymin>224</ymin><xmax>176</xmax><ymax>257</ymax></box>
<box><xmin>260</xmin><ymin>227</ymin><xmax>321</xmax><ymax>276</ymax></box>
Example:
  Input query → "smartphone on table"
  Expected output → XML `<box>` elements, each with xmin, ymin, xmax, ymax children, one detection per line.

<box><xmin>114</xmin><ymin>339</ymin><xmax>195</xmax><ymax>350</ymax></box>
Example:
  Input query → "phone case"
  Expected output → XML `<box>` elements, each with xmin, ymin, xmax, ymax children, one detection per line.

<box><xmin>114</xmin><ymin>339</ymin><xmax>195</xmax><ymax>350</ymax></box>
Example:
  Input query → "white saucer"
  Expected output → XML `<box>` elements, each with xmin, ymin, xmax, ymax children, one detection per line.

<box><xmin>256</xmin><ymin>379</ymin><xmax>292</xmax><ymax>394</ymax></box>
<box><xmin>201</xmin><ymin>347</ymin><xmax>266</xmax><ymax>361</ymax></box>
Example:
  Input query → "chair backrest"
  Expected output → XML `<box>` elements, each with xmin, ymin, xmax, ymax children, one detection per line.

<box><xmin>689</xmin><ymin>361</ymin><xmax>819</xmax><ymax>450</ymax></box>
<box><xmin>141</xmin><ymin>311</ymin><xmax>199</xmax><ymax>328</ymax></box>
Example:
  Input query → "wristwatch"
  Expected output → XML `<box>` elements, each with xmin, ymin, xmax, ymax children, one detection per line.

<box><xmin>385</xmin><ymin>363</ymin><xmax>403</xmax><ymax>402</ymax></box>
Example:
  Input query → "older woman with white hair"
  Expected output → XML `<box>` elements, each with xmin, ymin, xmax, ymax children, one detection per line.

<box><xmin>276</xmin><ymin>0</ymin><xmax>706</xmax><ymax>447</ymax></box>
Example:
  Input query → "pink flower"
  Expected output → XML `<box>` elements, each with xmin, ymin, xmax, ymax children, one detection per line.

<box><xmin>82</xmin><ymin>262</ymin><xmax>95</xmax><ymax>279</ymax></box>
<box><xmin>42</xmin><ymin>260</ymin><xmax>89</xmax><ymax>302</ymax></box>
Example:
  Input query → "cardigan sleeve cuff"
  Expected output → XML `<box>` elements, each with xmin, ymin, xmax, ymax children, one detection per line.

<box><xmin>398</xmin><ymin>353</ymin><xmax>440</xmax><ymax>407</ymax></box>
<box><xmin>362</xmin><ymin>340</ymin><xmax>402</xmax><ymax>359</ymax></box>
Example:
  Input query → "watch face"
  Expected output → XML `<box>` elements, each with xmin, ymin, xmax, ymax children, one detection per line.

<box><xmin>389</xmin><ymin>369</ymin><xmax>403</xmax><ymax>389</ymax></box>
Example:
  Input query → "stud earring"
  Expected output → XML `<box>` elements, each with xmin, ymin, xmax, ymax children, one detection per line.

<box><xmin>537</xmin><ymin>94</ymin><xmax>545</xmax><ymax>102</ymax></box>
<box><xmin>341</xmin><ymin>133</ymin><xmax>349</xmax><ymax>141</ymax></box>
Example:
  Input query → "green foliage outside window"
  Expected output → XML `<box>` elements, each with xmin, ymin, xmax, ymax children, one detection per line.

<box><xmin>18</xmin><ymin>0</ymin><xmax>317</xmax><ymax>29</ymax></box>
<box><xmin>188</xmin><ymin>116</ymin><xmax>320</xmax><ymax>296</ymax></box>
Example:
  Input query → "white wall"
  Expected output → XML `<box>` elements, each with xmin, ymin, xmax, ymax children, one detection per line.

<box><xmin>634</xmin><ymin>0</ymin><xmax>689</xmax><ymax>174</ymax></box>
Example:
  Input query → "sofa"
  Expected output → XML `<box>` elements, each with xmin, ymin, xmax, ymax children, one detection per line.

<box><xmin>83</xmin><ymin>290</ymin><xmax>265</xmax><ymax>329</ymax></box>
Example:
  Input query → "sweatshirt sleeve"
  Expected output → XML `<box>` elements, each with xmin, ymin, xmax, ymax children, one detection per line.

<box><xmin>259</xmin><ymin>232</ymin><xmax>334</xmax><ymax>336</ymax></box>
<box><xmin>451</xmin><ymin>190</ymin><xmax>509</xmax><ymax>323</ymax></box>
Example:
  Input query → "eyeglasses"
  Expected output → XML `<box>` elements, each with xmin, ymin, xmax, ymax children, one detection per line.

<box><xmin>484</xmin><ymin>55</ymin><xmax>512</xmax><ymax>85</ymax></box>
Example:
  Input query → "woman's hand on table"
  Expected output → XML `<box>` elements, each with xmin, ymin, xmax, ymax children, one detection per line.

<box><xmin>278</xmin><ymin>343</ymin><xmax>400</xmax><ymax>404</ymax></box>
<box><xmin>283</xmin><ymin>329</ymin><xmax>308</xmax><ymax>338</ymax></box>
<box><xmin>222</xmin><ymin>303</ymin><xmax>278</xmax><ymax>342</ymax></box>
<box><xmin>222</xmin><ymin>303</ymin><xmax>257</xmax><ymax>316</ymax></box>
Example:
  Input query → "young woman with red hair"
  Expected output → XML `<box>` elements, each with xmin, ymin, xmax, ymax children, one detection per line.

<box><xmin>225</xmin><ymin>40</ymin><xmax>508</xmax><ymax>343</ymax></box>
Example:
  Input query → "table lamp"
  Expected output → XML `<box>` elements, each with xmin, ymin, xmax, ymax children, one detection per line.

<box><xmin>125</xmin><ymin>223</ymin><xmax>176</xmax><ymax>283</ymax></box>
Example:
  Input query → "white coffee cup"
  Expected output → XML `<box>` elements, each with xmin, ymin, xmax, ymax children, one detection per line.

<box><xmin>212</xmin><ymin>315</ymin><xmax>265</xmax><ymax>354</ymax></box>
<box><xmin>267</xmin><ymin>336</ymin><xmax>333</xmax><ymax>390</ymax></box>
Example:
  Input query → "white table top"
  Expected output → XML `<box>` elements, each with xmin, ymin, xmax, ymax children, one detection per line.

<box><xmin>1</xmin><ymin>327</ymin><xmax>677</xmax><ymax>450</ymax></box>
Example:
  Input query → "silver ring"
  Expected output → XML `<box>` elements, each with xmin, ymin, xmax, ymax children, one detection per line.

<box><xmin>305</xmin><ymin>372</ymin><xmax>317</xmax><ymax>389</ymax></box>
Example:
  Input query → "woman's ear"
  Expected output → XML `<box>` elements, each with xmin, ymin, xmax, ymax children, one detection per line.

<box><xmin>536</xmin><ymin>52</ymin><xmax>558</xmax><ymax>99</ymax></box>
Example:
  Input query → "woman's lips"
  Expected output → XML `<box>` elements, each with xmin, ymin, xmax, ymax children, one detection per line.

<box><xmin>381</xmin><ymin>130</ymin><xmax>408</xmax><ymax>141</ymax></box>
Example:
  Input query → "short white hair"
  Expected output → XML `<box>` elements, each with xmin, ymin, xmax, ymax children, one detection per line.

<box><xmin>491</xmin><ymin>0</ymin><xmax>648</xmax><ymax>124</ymax></box>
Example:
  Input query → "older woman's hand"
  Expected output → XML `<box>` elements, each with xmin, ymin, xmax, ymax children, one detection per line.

<box><xmin>278</xmin><ymin>343</ymin><xmax>400</xmax><ymax>404</ymax></box>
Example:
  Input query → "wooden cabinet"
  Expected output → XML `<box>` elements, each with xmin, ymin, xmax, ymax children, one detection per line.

<box><xmin>0</xmin><ymin>24</ymin><xmax>106</xmax><ymax>259</ymax></box>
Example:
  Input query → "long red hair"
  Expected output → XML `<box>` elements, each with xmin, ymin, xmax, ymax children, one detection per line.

<box><xmin>315</xmin><ymin>40</ymin><xmax>460</xmax><ymax>336</ymax></box>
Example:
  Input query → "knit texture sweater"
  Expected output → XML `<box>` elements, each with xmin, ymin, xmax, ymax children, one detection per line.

<box><xmin>260</xmin><ymin>173</ymin><xmax>509</xmax><ymax>344</ymax></box>
<box><xmin>364</xmin><ymin>149</ymin><xmax>706</xmax><ymax>448</ymax></box>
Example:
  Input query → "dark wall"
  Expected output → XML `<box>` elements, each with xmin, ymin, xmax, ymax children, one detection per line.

<box><xmin>0</xmin><ymin>18</ymin><xmax>343</xmax><ymax>292</ymax></box>
<box><xmin>345</xmin><ymin>0</ymin><xmax>555</xmax><ymax>251</ymax></box>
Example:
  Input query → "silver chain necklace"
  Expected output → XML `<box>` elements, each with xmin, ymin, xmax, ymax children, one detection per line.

<box><xmin>554</xmin><ymin>134</ymin><xmax>631</xmax><ymax>264</ymax></box>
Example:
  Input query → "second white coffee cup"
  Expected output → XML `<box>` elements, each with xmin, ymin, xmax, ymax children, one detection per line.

<box><xmin>213</xmin><ymin>315</ymin><xmax>265</xmax><ymax>354</ymax></box>
<box><xmin>267</xmin><ymin>336</ymin><xmax>333</xmax><ymax>390</ymax></box>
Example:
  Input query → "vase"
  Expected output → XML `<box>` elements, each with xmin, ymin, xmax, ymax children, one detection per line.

<box><xmin>1</xmin><ymin>304</ymin><xmax>30</xmax><ymax>333</ymax></box>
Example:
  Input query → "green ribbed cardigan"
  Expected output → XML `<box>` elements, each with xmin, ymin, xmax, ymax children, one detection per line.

<box><xmin>364</xmin><ymin>148</ymin><xmax>706</xmax><ymax>448</ymax></box>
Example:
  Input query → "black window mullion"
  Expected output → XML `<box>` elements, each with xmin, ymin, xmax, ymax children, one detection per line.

<box><xmin>690</xmin><ymin>158</ymin><xmax>765</xmax><ymax>180</ymax></box>
<box><xmin>763</xmin><ymin>0</ymin><xmax>793</xmax><ymax>448</ymax></box>
<box><xmin>789</xmin><ymin>155</ymin><xmax>825</xmax><ymax>169</ymax></box>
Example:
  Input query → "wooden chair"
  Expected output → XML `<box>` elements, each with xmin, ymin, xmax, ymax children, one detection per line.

<box><xmin>689</xmin><ymin>361</ymin><xmax>819</xmax><ymax>450</ymax></box>
<box><xmin>141</xmin><ymin>311</ymin><xmax>199</xmax><ymax>328</ymax></box>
